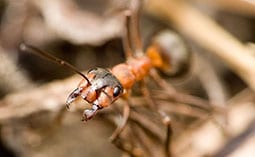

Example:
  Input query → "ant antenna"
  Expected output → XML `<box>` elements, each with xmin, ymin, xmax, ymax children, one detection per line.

<box><xmin>19</xmin><ymin>43</ymin><xmax>91</xmax><ymax>84</ymax></box>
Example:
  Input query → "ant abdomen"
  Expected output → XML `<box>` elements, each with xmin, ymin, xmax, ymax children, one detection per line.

<box><xmin>146</xmin><ymin>30</ymin><xmax>191</xmax><ymax>77</ymax></box>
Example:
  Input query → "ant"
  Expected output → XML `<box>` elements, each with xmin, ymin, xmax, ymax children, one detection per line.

<box><xmin>19</xmin><ymin>19</ymin><xmax>190</xmax><ymax>122</ymax></box>
<box><xmin>20</xmin><ymin>1</ymin><xmax>194</xmax><ymax>156</ymax></box>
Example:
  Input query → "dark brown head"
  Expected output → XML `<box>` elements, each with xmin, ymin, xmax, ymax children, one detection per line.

<box><xmin>66</xmin><ymin>68</ymin><xmax>123</xmax><ymax>120</ymax></box>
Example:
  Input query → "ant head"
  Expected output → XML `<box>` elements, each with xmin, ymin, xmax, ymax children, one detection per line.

<box><xmin>67</xmin><ymin>67</ymin><xmax>123</xmax><ymax>110</ymax></box>
<box><xmin>86</xmin><ymin>68</ymin><xmax>123</xmax><ymax>98</ymax></box>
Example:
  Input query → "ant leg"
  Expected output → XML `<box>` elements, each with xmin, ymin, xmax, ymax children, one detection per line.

<box><xmin>149</xmin><ymin>69</ymin><xmax>176</xmax><ymax>94</ymax></box>
<box><xmin>140</xmin><ymin>80</ymin><xmax>173</xmax><ymax>157</ymax></box>
<box><xmin>122</xmin><ymin>10</ymin><xmax>133</xmax><ymax>58</ymax></box>
<box><xmin>82</xmin><ymin>104</ymin><xmax>101</xmax><ymax>121</ymax></box>
<box><xmin>122</xmin><ymin>0</ymin><xmax>143</xmax><ymax>58</ymax></box>
<box><xmin>128</xmin><ymin>0</ymin><xmax>143</xmax><ymax>56</ymax></box>
<box><xmin>150</xmin><ymin>69</ymin><xmax>216</xmax><ymax>111</ymax></box>
<box><xmin>109</xmin><ymin>100</ymin><xmax>130</xmax><ymax>142</ymax></box>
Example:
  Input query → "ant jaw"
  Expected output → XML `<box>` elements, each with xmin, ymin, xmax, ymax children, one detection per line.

<box><xmin>66</xmin><ymin>87</ymin><xmax>82</xmax><ymax>109</ymax></box>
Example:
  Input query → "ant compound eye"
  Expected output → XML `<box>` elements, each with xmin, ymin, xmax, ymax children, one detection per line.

<box><xmin>113</xmin><ymin>86</ymin><xmax>122</xmax><ymax>97</ymax></box>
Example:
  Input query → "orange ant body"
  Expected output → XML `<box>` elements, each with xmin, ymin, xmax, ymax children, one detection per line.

<box><xmin>65</xmin><ymin>47</ymin><xmax>166</xmax><ymax>121</ymax></box>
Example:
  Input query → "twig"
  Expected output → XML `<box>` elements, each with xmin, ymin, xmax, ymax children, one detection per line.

<box><xmin>165</xmin><ymin>121</ymin><xmax>172</xmax><ymax>157</ymax></box>
<box><xmin>0</xmin><ymin>0</ymin><xmax>28</xmax><ymax>48</ymax></box>
<box><xmin>171</xmin><ymin>89</ymin><xmax>255</xmax><ymax>156</ymax></box>
<box><xmin>130</xmin><ymin>111</ymin><xmax>165</xmax><ymax>141</ymax></box>
<box><xmin>192</xmin><ymin>0</ymin><xmax>255</xmax><ymax>16</ymax></box>
<box><xmin>0</xmin><ymin>74</ymin><xmax>80</xmax><ymax>122</ymax></box>
<box><xmin>211</xmin><ymin>118</ymin><xmax>255</xmax><ymax>157</ymax></box>
<box><xmin>195</xmin><ymin>55</ymin><xmax>228</xmax><ymax>105</ymax></box>
<box><xmin>32</xmin><ymin>0</ymin><xmax>125</xmax><ymax>45</ymax></box>
<box><xmin>157</xmin><ymin>100</ymin><xmax>208</xmax><ymax>118</ymax></box>
<box><xmin>130</xmin><ymin>124</ymin><xmax>153</xmax><ymax>157</ymax></box>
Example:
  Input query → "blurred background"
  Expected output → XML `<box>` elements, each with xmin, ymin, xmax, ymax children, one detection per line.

<box><xmin>0</xmin><ymin>0</ymin><xmax>255</xmax><ymax>157</ymax></box>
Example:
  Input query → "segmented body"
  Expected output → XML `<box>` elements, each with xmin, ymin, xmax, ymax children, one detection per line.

<box><xmin>112</xmin><ymin>56</ymin><xmax>152</xmax><ymax>90</ymax></box>
<box><xmin>66</xmin><ymin>49</ymin><xmax>162</xmax><ymax>121</ymax></box>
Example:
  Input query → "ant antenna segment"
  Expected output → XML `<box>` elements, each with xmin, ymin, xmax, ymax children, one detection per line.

<box><xmin>19</xmin><ymin>43</ymin><xmax>91</xmax><ymax>84</ymax></box>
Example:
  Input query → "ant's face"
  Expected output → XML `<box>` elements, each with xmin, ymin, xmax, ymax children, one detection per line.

<box><xmin>66</xmin><ymin>68</ymin><xmax>123</xmax><ymax>110</ymax></box>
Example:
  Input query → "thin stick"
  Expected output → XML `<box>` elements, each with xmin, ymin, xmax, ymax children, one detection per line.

<box><xmin>130</xmin><ymin>124</ymin><xmax>153</xmax><ymax>156</ymax></box>
<box><xmin>192</xmin><ymin>0</ymin><xmax>255</xmax><ymax>16</ymax></box>
<box><xmin>130</xmin><ymin>111</ymin><xmax>165</xmax><ymax>141</ymax></box>
<box><xmin>19</xmin><ymin>43</ymin><xmax>91</xmax><ymax>84</ymax></box>
<box><xmin>211</xmin><ymin>118</ymin><xmax>255</xmax><ymax>157</ymax></box>
<box><xmin>110</xmin><ymin>125</ymin><xmax>139</xmax><ymax>156</ymax></box>
<box><xmin>159</xmin><ymin>111</ymin><xmax>172</xmax><ymax>157</ymax></box>
<box><xmin>111</xmin><ymin>137</ymin><xmax>135</xmax><ymax>156</ymax></box>
<box><xmin>165</xmin><ymin>124</ymin><xmax>172</xmax><ymax>157</ymax></box>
